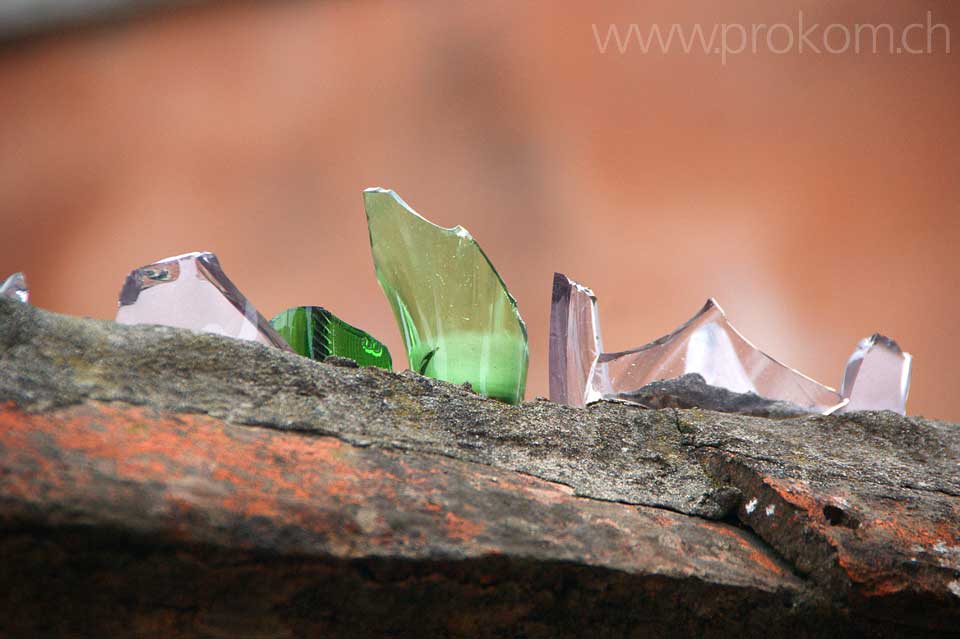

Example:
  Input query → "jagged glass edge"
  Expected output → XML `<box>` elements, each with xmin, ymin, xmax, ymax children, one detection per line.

<box><xmin>0</xmin><ymin>272</ymin><xmax>28</xmax><ymax>303</ymax></box>
<box><xmin>574</xmin><ymin>284</ymin><xmax>848</xmax><ymax>414</ymax></box>
<box><xmin>549</xmin><ymin>272</ymin><xmax>603</xmax><ymax>407</ymax></box>
<box><xmin>897</xmin><ymin>351</ymin><xmax>913</xmax><ymax>407</ymax></box>
<box><xmin>194</xmin><ymin>253</ymin><xmax>294</xmax><ymax>352</ymax></box>
<box><xmin>840</xmin><ymin>333</ymin><xmax>912</xmax><ymax>412</ymax></box>
<box><xmin>600</xmin><ymin>298</ymin><xmax>839</xmax><ymax>386</ymax></box>
<box><xmin>118</xmin><ymin>251</ymin><xmax>293</xmax><ymax>352</ymax></box>
<box><xmin>363</xmin><ymin>187</ymin><xmax>529</xmax><ymax>349</ymax></box>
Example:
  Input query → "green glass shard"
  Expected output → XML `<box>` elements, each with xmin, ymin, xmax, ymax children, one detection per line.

<box><xmin>270</xmin><ymin>306</ymin><xmax>392</xmax><ymax>370</ymax></box>
<box><xmin>364</xmin><ymin>187</ymin><xmax>528</xmax><ymax>404</ymax></box>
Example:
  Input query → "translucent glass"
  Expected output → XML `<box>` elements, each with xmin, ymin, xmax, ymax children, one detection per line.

<box><xmin>364</xmin><ymin>188</ymin><xmax>528</xmax><ymax>404</ymax></box>
<box><xmin>840</xmin><ymin>334</ymin><xmax>911</xmax><ymax>414</ymax></box>
<box><xmin>271</xmin><ymin>306</ymin><xmax>392</xmax><ymax>369</ymax></box>
<box><xmin>549</xmin><ymin>273</ymin><xmax>845</xmax><ymax>413</ymax></box>
<box><xmin>595</xmin><ymin>299</ymin><xmax>844</xmax><ymax>412</ymax></box>
<box><xmin>116</xmin><ymin>251</ymin><xmax>291</xmax><ymax>351</ymax></box>
<box><xmin>0</xmin><ymin>272</ymin><xmax>28</xmax><ymax>303</ymax></box>
<box><xmin>548</xmin><ymin>273</ymin><xmax>601</xmax><ymax>407</ymax></box>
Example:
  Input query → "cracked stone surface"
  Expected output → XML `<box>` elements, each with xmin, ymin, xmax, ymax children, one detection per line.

<box><xmin>681</xmin><ymin>410</ymin><xmax>960</xmax><ymax>632</ymax></box>
<box><xmin>0</xmin><ymin>299</ymin><xmax>731</xmax><ymax>519</ymax></box>
<box><xmin>0</xmin><ymin>299</ymin><xmax>958</xmax><ymax>638</ymax></box>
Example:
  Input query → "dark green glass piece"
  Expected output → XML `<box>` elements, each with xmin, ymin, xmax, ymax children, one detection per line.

<box><xmin>270</xmin><ymin>306</ymin><xmax>392</xmax><ymax>370</ymax></box>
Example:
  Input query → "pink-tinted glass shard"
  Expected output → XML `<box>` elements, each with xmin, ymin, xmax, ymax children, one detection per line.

<box><xmin>116</xmin><ymin>252</ymin><xmax>292</xmax><ymax>351</ymax></box>
<box><xmin>549</xmin><ymin>273</ymin><xmax>845</xmax><ymax>413</ymax></box>
<box><xmin>549</xmin><ymin>273</ymin><xmax>603</xmax><ymax>407</ymax></box>
<box><xmin>595</xmin><ymin>299</ymin><xmax>843</xmax><ymax>412</ymax></box>
<box><xmin>839</xmin><ymin>334</ymin><xmax>911</xmax><ymax>415</ymax></box>
<box><xmin>0</xmin><ymin>272</ymin><xmax>28</xmax><ymax>303</ymax></box>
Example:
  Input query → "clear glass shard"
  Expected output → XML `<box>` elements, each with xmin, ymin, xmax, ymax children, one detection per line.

<box><xmin>549</xmin><ymin>273</ymin><xmax>602</xmax><ymax>407</ymax></box>
<box><xmin>839</xmin><ymin>334</ymin><xmax>911</xmax><ymax>415</ymax></box>
<box><xmin>271</xmin><ymin>306</ymin><xmax>393</xmax><ymax>369</ymax></box>
<box><xmin>364</xmin><ymin>187</ymin><xmax>528</xmax><ymax>404</ymax></box>
<box><xmin>0</xmin><ymin>272</ymin><xmax>28</xmax><ymax>303</ymax></box>
<box><xmin>116</xmin><ymin>251</ymin><xmax>292</xmax><ymax>351</ymax></box>
<box><xmin>549</xmin><ymin>273</ymin><xmax>845</xmax><ymax>413</ymax></box>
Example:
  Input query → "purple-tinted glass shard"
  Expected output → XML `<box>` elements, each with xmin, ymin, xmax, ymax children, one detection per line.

<box><xmin>116</xmin><ymin>252</ymin><xmax>292</xmax><ymax>351</ymax></box>
<box><xmin>0</xmin><ymin>272</ymin><xmax>28</xmax><ymax>303</ymax></box>
<box><xmin>549</xmin><ymin>273</ymin><xmax>846</xmax><ymax>413</ymax></box>
<box><xmin>839</xmin><ymin>334</ymin><xmax>911</xmax><ymax>415</ymax></box>
<box><xmin>549</xmin><ymin>273</ymin><xmax>602</xmax><ymax>407</ymax></box>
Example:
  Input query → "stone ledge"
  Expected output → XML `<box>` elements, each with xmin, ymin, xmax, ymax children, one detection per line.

<box><xmin>0</xmin><ymin>299</ymin><xmax>957</xmax><ymax>637</ymax></box>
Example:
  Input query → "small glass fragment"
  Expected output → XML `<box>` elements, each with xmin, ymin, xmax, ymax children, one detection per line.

<box><xmin>549</xmin><ymin>273</ymin><xmax>601</xmax><ymax>408</ymax></box>
<box><xmin>549</xmin><ymin>273</ymin><xmax>845</xmax><ymax>413</ymax></box>
<box><xmin>271</xmin><ymin>306</ymin><xmax>392</xmax><ymax>369</ymax></box>
<box><xmin>0</xmin><ymin>272</ymin><xmax>28</xmax><ymax>303</ymax></box>
<box><xmin>116</xmin><ymin>251</ymin><xmax>292</xmax><ymax>351</ymax></box>
<box><xmin>364</xmin><ymin>188</ymin><xmax>528</xmax><ymax>404</ymax></box>
<box><xmin>840</xmin><ymin>334</ymin><xmax>911</xmax><ymax>414</ymax></box>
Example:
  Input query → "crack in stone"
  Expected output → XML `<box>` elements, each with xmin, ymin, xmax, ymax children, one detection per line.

<box><xmin>662</xmin><ymin>410</ymin><xmax>814</xmax><ymax>589</ymax></box>
<box><xmin>2</xmin><ymin>300</ymin><xmax>959</xmax><ymax>633</ymax></box>
<box><xmin>228</xmin><ymin>413</ymin><xmax>811</xmax><ymax>588</ymax></box>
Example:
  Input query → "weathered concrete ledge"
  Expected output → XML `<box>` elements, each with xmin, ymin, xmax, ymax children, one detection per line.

<box><xmin>0</xmin><ymin>299</ymin><xmax>957</xmax><ymax>637</ymax></box>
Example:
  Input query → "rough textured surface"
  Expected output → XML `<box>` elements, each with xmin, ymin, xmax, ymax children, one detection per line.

<box><xmin>683</xmin><ymin>410</ymin><xmax>960</xmax><ymax>632</ymax></box>
<box><xmin>0</xmin><ymin>299</ymin><xmax>958</xmax><ymax>637</ymax></box>
<box><xmin>0</xmin><ymin>299</ymin><xmax>733</xmax><ymax>518</ymax></box>
<box><xmin>612</xmin><ymin>372</ymin><xmax>812</xmax><ymax>418</ymax></box>
<box><xmin>0</xmin><ymin>401</ymin><xmax>805</xmax><ymax>638</ymax></box>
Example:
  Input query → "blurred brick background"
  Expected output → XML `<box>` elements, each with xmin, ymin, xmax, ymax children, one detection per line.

<box><xmin>1</xmin><ymin>1</ymin><xmax>957</xmax><ymax>418</ymax></box>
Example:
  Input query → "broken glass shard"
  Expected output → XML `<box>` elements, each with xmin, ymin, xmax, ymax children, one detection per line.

<box><xmin>549</xmin><ymin>273</ymin><xmax>845</xmax><ymax>413</ymax></box>
<box><xmin>364</xmin><ymin>187</ymin><xmax>528</xmax><ymax>404</ymax></box>
<box><xmin>271</xmin><ymin>306</ymin><xmax>392</xmax><ymax>369</ymax></box>
<box><xmin>116</xmin><ymin>251</ymin><xmax>292</xmax><ymax>351</ymax></box>
<box><xmin>0</xmin><ymin>272</ymin><xmax>28</xmax><ymax>303</ymax></box>
<box><xmin>549</xmin><ymin>273</ymin><xmax>602</xmax><ymax>407</ymax></box>
<box><xmin>839</xmin><ymin>334</ymin><xmax>911</xmax><ymax>414</ymax></box>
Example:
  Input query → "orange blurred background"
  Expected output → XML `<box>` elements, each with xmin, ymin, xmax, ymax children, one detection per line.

<box><xmin>1</xmin><ymin>1</ymin><xmax>957</xmax><ymax>419</ymax></box>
